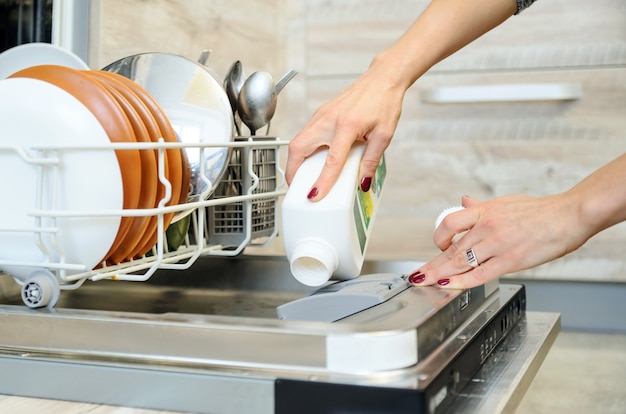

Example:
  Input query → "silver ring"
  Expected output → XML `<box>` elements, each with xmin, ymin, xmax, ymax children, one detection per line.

<box><xmin>465</xmin><ymin>248</ymin><xmax>479</xmax><ymax>268</ymax></box>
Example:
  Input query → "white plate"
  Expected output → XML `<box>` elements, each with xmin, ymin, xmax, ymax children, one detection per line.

<box><xmin>0</xmin><ymin>78</ymin><xmax>123</xmax><ymax>281</ymax></box>
<box><xmin>0</xmin><ymin>42</ymin><xmax>89</xmax><ymax>79</ymax></box>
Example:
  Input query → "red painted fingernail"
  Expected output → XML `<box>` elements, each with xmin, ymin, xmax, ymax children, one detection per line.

<box><xmin>360</xmin><ymin>176</ymin><xmax>372</xmax><ymax>192</ymax></box>
<box><xmin>307</xmin><ymin>187</ymin><xmax>319</xmax><ymax>200</ymax></box>
<box><xmin>408</xmin><ymin>271</ymin><xmax>425</xmax><ymax>284</ymax></box>
<box><xmin>437</xmin><ymin>278</ymin><xmax>450</xmax><ymax>286</ymax></box>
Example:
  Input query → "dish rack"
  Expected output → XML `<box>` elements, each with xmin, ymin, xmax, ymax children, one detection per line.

<box><xmin>0</xmin><ymin>137</ymin><xmax>288</xmax><ymax>308</ymax></box>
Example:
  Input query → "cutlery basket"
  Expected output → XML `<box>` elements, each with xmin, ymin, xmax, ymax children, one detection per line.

<box><xmin>205</xmin><ymin>137</ymin><xmax>281</xmax><ymax>252</ymax></box>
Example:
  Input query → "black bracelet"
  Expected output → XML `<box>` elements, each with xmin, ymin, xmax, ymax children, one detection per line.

<box><xmin>516</xmin><ymin>0</ymin><xmax>538</xmax><ymax>14</ymax></box>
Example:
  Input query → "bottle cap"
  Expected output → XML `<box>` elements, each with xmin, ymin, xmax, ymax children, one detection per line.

<box><xmin>435</xmin><ymin>206</ymin><xmax>465</xmax><ymax>229</ymax></box>
<box><xmin>435</xmin><ymin>205</ymin><xmax>467</xmax><ymax>243</ymax></box>
<box><xmin>290</xmin><ymin>239</ymin><xmax>339</xmax><ymax>287</ymax></box>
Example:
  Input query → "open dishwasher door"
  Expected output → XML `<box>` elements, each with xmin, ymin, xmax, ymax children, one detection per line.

<box><xmin>0</xmin><ymin>255</ymin><xmax>557</xmax><ymax>414</ymax></box>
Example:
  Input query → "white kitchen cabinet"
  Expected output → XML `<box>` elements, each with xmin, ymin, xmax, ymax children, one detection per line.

<box><xmin>305</xmin><ymin>0</ymin><xmax>626</xmax><ymax>75</ymax></box>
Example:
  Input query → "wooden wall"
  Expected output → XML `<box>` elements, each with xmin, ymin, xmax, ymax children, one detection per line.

<box><xmin>91</xmin><ymin>0</ymin><xmax>626</xmax><ymax>281</ymax></box>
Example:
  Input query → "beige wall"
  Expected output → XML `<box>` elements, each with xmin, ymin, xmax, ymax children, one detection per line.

<box><xmin>92</xmin><ymin>0</ymin><xmax>626</xmax><ymax>282</ymax></box>
<box><xmin>89</xmin><ymin>0</ymin><xmax>294</xmax><ymax>136</ymax></box>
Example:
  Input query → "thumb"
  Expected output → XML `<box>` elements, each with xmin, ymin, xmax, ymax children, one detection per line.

<box><xmin>462</xmin><ymin>195</ymin><xmax>480</xmax><ymax>208</ymax></box>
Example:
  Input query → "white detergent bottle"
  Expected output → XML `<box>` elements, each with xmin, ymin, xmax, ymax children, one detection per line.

<box><xmin>282</xmin><ymin>142</ymin><xmax>386</xmax><ymax>286</ymax></box>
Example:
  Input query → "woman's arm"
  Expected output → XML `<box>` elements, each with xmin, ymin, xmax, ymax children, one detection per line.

<box><xmin>286</xmin><ymin>0</ymin><xmax>519</xmax><ymax>201</ymax></box>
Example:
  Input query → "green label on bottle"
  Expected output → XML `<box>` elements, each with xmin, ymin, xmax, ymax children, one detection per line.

<box><xmin>354</xmin><ymin>155</ymin><xmax>386</xmax><ymax>253</ymax></box>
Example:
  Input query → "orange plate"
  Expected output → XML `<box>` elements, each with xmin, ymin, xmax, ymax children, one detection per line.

<box><xmin>86</xmin><ymin>71</ymin><xmax>158</xmax><ymax>264</ymax></box>
<box><xmin>10</xmin><ymin>65</ymin><xmax>141</xmax><ymax>265</ymax></box>
<box><xmin>103</xmin><ymin>71</ymin><xmax>190</xmax><ymax>258</ymax></box>
<box><xmin>88</xmin><ymin>70</ymin><xmax>174</xmax><ymax>261</ymax></box>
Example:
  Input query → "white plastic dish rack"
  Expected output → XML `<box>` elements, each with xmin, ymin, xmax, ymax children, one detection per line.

<box><xmin>0</xmin><ymin>136</ymin><xmax>288</xmax><ymax>308</ymax></box>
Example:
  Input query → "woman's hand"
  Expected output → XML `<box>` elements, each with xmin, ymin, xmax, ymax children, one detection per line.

<box><xmin>285</xmin><ymin>65</ymin><xmax>405</xmax><ymax>201</ymax></box>
<box><xmin>410</xmin><ymin>153</ymin><xmax>626</xmax><ymax>288</ymax></box>
<box><xmin>285</xmin><ymin>0</ymin><xmax>518</xmax><ymax>201</ymax></box>
<box><xmin>409</xmin><ymin>193</ymin><xmax>591</xmax><ymax>289</ymax></box>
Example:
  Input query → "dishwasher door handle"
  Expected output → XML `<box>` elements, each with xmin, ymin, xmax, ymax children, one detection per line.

<box><xmin>420</xmin><ymin>83</ymin><xmax>582</xmax><ymax>104</ymax></box>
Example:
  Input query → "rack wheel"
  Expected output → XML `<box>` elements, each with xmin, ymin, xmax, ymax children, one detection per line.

<box><xmin>21</xmin><ymin>270</ymin><xmax>60</xmax><ymax>308</ymax></box>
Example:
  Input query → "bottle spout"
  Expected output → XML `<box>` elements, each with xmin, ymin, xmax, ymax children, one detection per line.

<box><xmin>290</xmin><ymin>239</ymin><xmax>338</xmax><ymax>287</ymax></box>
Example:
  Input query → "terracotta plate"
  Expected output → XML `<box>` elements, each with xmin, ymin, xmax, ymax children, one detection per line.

<box><xmin>86</xmin><ymin>71</ymin><xmax>159</xmax><ymax>264</ymax></box>
<box><xmin>100</xmin><ymin>71</ymin><xmax>190</xmax><ymax>257</ymax></box>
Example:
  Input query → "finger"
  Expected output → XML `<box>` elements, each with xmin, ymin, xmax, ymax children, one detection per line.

<box><xmin>409</xmin><ymin>239</ymin><xmax>491</xmax><ymax>285</ymax></box>
<box><xmin>306</xmin><ymin>128</ymin><xmax>357</xmax><ymax>201</ymax></box>
<box><xmin>432</xmin><ymin>256</ymin><xmax>512</xmax><ymax>289</ymax></box>
<box><xmin>285</xmin><ymin>143</ymin><xmax>311</xmax><ymax>186</ymax></box>
<box><xmin>461</xmin><ymin>195</ymin><xmax>481</xmax><ymax>208</ymax></box>
<box><xmin>407</xmin><ymin>242</ymin><xmax>467</xmax><ymax>285</ymax></box>
<box><xmin>433</xmin><ymin>206</ymin><xmax>482</xmax><ymax>250</ymax></box>
<box><xmin>441</xmin><ymin>242</ymin><xmax>487</xmax><ymax>277</ymax></box>
<box><xmin>285</xmin><ymin>125</ymin><xmax>328</xmax><ymax>185</ymax></box>
<box><xmin>358</xmin><ymin>129</ymin><xmax>392</xmax><ymax>191</ymax></box>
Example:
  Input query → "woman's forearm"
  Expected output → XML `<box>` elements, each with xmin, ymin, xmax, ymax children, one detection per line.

<box><xmin>569</xmin><ymin>153</ymin><xmax>626</xmax><ymax>238</ymax></box>
<box><xmin>370</xmin><ymin>0</ymin><xmax>519</xmax><ymax>91</ymax></box>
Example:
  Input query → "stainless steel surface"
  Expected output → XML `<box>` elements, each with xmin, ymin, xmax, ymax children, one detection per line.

<box><xmin>0</xmin><ymin>257</ymin><xmax>560</xmax><ymax>413</ymax></box>
<box><xmin>274</xmin><ymin>69</ymin><xmax>298</xmax><ymax>95</ymax></box>
<box><xmin>238</xmin><ymin>70</ymin><xmax>297</xmax><ymax>135</ymax></box>
<box><xmin>0</xmin><ymin>256</ymin><xmax>491</xmax><ymax>373</ymax></box>
<box><xmin>0</xmin><ymin>302</ymin><xmax>558</xmax><ymax>413</ymax></box>
<box><xmin>238</xmin><ymin>71</ymin><xmax>274</xmax><ymax>135</ymax></box>
<box><xmin>197</xmin><ymin>49</ymin><xmax>211</xmax><ymax>66</ymax></box>
<box><xmin>103</xmin><ymin>52</ymin><xmax>235</xmax><ymax>207</ymax></box>
<box><xmin>224</xmin><ymin>60</ymin><xmax>244</xmax><ymax>135</ymax></box>
<box><xmin>265</xmin><ymin>69</ymin><xmax>297</xmax><ymax>135</ymax></box>
<box><xmin>448</xmin><ymin>312</ymin><xmax>560</xmax><ymax>414</ymax></box>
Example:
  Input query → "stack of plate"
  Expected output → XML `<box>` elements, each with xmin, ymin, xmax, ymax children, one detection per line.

<box><xmin>0</xmin><ymin>44</ymin><xmax>233</xmax><ymax>281</ymax></box>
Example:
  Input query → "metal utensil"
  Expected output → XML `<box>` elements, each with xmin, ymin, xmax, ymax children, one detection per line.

<box><xmin>266</xmin><ymin>69</ymin><xmax>297</xmax><ymax>134</ymax></box>
<box><xmin>224</xmin><ymin>60</ymin><xmax>244</xmax><ymax>136</ymax></box>
<box><xmin>197</xmin><ymin>49</ymin><xmax>211</xmax><ymax>66</ymax></box>
<box><xmin>274</xmin><ymin>69</ymin><xmax>298</xmax><ymax>95</ymax></box>
<box><xmin>238</xmin><ymin>69</ymin><xmax>297</xmax><ymax>136</ymax></box>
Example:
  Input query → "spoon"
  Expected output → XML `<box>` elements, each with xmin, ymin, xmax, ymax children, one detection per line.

<box><xmin>223</xmin><ymin>60</ymin><xmax>244</xmax><ymax>136</ymax></box>
<box><xmin>238</xmin><ymin>69</ymin><xmax>297</xmax><ymax>136</ymax></box>
<box><xmin>266</xmin><ymin>69</ymin><xmax>298</xmax><ymax>134</ymax></box>
<box><xmin>275</xmin><ymin>69</ymin><xmax>298</xmax><ymax>95</ymax></box>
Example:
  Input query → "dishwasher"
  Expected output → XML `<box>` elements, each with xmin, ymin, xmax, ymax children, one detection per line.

<box><xmin>0</xmin><ymin>132</ymin><xmax>559</xmax><ymax>414</ymax></box>
<box><xmin>0</xmin><ymin>53</ymin><xmax>561</xmax><ymax>412</ymax></box>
